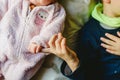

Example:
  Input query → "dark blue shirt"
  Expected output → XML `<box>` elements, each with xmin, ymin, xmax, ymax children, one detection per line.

<box><xmin>61</xmin><ymin>17</ymin><xmax>120</xmax><ymax>80</ymax></box>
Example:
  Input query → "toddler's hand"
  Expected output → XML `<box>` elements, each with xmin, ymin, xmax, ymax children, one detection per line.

<box><xmin>41</xmin><ymin>33</ymin><xmax>68</xmax><ymax>60</ymax></box>
<box><xmin>42</xmin><ymin>33</ymin><xmax>79</xmax><ymax>72</ymax></box>
<box><xmin>28</xmin><ymin>42</ymin><xmax>42</xmax><ymax>54</ymax></box>
<box><xmin>100</xmin><ymin>31</ymin><xmax>120</xmax><ymax>55</ymax></box>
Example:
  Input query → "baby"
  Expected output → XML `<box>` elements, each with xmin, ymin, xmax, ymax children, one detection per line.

<box><xmin>0</xmin><ymin>0</ymin><xmax>66</xmax><ymax>80</ymax></box>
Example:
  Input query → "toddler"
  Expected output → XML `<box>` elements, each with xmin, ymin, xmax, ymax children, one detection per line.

<box><xmin>42</xmin><ymin>0</ymin><xmax>120</xmax><ymax>80</ymax></box>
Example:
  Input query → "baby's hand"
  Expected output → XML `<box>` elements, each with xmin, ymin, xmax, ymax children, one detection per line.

<box><xmin>100</xmin><ymin>32</ymin><xmax>120</xmax><ymax>56</ymax></box>
<box><xmin>28</xmin><ymin>42</ymin><xmax>42</xmax><ymax>54</ymax></box>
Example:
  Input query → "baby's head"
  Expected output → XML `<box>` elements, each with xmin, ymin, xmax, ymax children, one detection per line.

<box><xmin>102</xmin><ymin>0</ymin><xmax>120</xmax><ymax>17</ymax></box>
<box><xmin>29</xmin><ymin>0</ymin><xmax>57</xmax><ymax>6</ymax></box>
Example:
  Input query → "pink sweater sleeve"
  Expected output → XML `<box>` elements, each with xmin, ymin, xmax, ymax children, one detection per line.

<box><xmin>30</xmin><ymin>4</ymin><xmax>66</xmax><ymax>47</ymax></box>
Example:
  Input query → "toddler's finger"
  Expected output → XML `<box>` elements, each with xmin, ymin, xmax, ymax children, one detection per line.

<box><xmin>117</xmin><ymin>31</ymin><xmax>120</xmax><ymax>37</ymax></box>
<box><xmin>42</xmin><ymin>48</ymin><xmax>51</xmax><ymax>53</ymax></box>
<box><xmin>48</xmin><ymin>34</ymin><xmax>57</xmax><ymax>48</ymax></box>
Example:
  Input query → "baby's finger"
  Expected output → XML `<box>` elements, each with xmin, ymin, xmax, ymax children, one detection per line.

<box><xmin>36</xmin><ymin>46</ymin><xmax>42</xmax><ymax>53</ymax></box>
<box><xmin>29</xmin><ymin>46</ymin><xmax>37</xmax><ymax>53</ymax></box>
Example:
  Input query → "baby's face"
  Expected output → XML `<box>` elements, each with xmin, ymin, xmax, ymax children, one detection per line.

<box><xmin>29</xmin><ymin>0</ymin><xmax>55</xmax><ymax>6</ymax></box>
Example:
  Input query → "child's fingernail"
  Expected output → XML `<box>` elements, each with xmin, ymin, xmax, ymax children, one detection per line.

<box><xmin>101</xmin><ymin>43</ymin><xmax>103</xmax><ymax>46</ymax></box>
<box><xmin>117</xmin><ymin>31</ymin><xmax>120</xmax><ymax>33</ymax></box>
<box><xmin>100</xmin><ymin>37</ymin><xmax>103</xmax><ymax>40</ymax></box>
<box><xmin>105</xmin><ymin>33</ymin><xmax>108</xmax><ymax>36</ymax></box>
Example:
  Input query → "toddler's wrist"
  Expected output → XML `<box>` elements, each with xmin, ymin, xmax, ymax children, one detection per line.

<box><xmin>64</xmin><ymin>52</ymin><xmax>80</xmax><ymax>72</ymax></box>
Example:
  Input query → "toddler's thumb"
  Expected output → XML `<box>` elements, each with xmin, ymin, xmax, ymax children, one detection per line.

<box><xmin>42</xmin><ymin>48</ymin><xmax>51</xmax><ymax>53</ymax></box>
